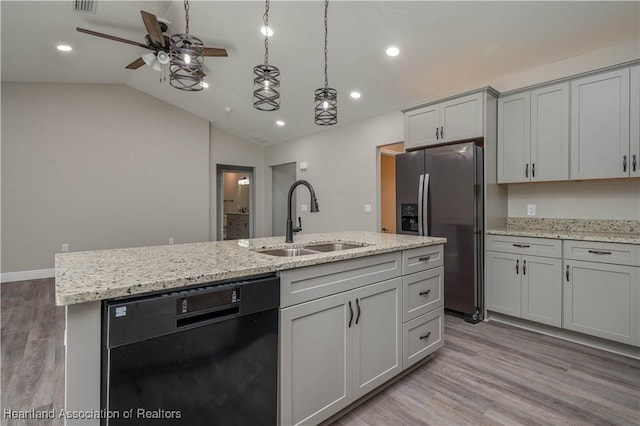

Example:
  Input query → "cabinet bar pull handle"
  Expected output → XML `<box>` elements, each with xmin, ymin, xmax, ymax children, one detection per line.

<box><xmin>419</xmin><ymin>289</ymin><xmax>431</xmax><ymax>297</ymax></box>
<box><xmin>512</xmin><ymin>244</ymin><xmax>530</xmax><ymax>248</ymax></box>
<box><xmin>439</xmin><ymin>127</ymin><xmax>444</xmax><ymax>139</ymax></box>
<box><xmin>348</xmin><ymin>301</ymin><xmax>353</xmax><ymax>328</ymax></box>
<box><xmin>435</xmin><ymin>128</ymin><xmax>439</xmax><ymax>140</ymax></box>
<box><xmin>419</xmin><ymin>331</ymin><xmax>432</xmax><ymax>340</ymax></box>
<box><xmin>516</xmin><ymin>259</ymin><xmax>519</xmax><ymax>275</ymax></box>
<box><xmin>355</xmin><ymin>298</ymin><xmax>361</xmax><ymax>325</ymax></box>
<box><xmin>418</xmin><ymin>256</ymin><xmax>431</xmax><ymax>262</ymax></box>
<box><xmin>566</xmin><ymin>265</ymin><xmax>570</xmax><ymax>282</ymax></box>
<box><xmin>588</xmin><ymin>250</ymin><xmax>612</xmax><ymax>255</ymax></box>
<box><xmin>633</xmin><ymin>154</ymin><xmax>637</xmax><ymax>172</ymax></box>
<box><xmin>623</xmin><ymin>155</ymin><xmax>627</xmax><ymax>172</ymax></box>
<box><xmin>525</xmin><ymin>163</ymin><xmax>529</xmax><ymax>178</ymax></box>
<box><xmin>532</xmin><ymin>163</ymin><xmax>535</xmax><ymax>178</ymax></box>
<box><xmin>523</xmin><ymin>260</ymin><xmax>526</xmax><ymax>275</ymax></box>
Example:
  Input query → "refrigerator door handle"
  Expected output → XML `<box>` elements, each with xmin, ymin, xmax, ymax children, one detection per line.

<box><xmin>423</xmin><ymin>174</ymin><xmax>430</xmax><ymax>236</ymax></box>
<box><xmin>418</xmin><ymin>174</ymin><xmax>425</xmax><ymax>236</ymax></box>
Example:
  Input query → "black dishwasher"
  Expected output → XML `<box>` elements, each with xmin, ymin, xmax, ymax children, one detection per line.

<box><xmin>101</xmin><ymin>274</ymin><xmax>279</xmax><ymax>426</ymax></box>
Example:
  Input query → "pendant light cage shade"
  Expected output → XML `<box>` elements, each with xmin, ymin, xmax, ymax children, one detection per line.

<box><xmin>253</xmin><ymin>0</ymin><xmax>280</xmax><ymax>111</ymax></box>
<box><xmin>314</xmin><ymin>87</ymin><xmax>337</xmax><ymax>125</ymax></box>
<box><xmin>170</xmin><ymin>33</ymin><xmax>205</xmax><ymax>91</ymax></box>
<box><xmin>253</xmin><ymin>64</ymin><xmax>281</xmax><ymax>111</ymax></box>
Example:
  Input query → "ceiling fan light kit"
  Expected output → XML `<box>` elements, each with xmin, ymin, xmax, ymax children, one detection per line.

<box><xmin>170</xmin><ymin>0</ymin><xmax>205</xmax><ymax>91</ymax></box>
<box><xmin>314</xmin><ymin>0</ymin><xmax>337</xmax><ymax>126</ymax></box>
<box><xmin>253</xmin><ymin>0</ymin><xmax>281</xmax><ymax>111</ymax></box>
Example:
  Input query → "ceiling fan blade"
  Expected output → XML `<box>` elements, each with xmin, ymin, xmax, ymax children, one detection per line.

<box><xmin>141</xmin><ymin>10</ymin><xmax>165</xmax><ymax>48</ymax></box>
<box><xmin>203</xmin><ymin>47</ymin><xmax>228</xmax><ymax>57</ymax></box>
<box><xmin>77</xmin><ymin>27</ymin><xmax>151</xmax><ymax>50</ymax></box>
<box><xmin>125</xmin><ymin>57</ymin><xmax>146</xmax><ymax>70</ymax></box>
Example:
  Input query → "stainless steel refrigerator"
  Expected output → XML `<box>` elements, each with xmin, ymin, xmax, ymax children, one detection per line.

<box><xmin>396</xmin><ymin>141</ymin><xmax>484</xmax><ymax>322</ymax></box>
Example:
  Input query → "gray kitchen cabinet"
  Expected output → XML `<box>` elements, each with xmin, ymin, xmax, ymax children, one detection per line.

<box><xmin>280</xmin><ymin>278</ymin><xmax>402</xmax><ymax>426</ymax></box>
<box><xmin>497</xmin><ymin>83</ymin><xmax>569</xmax><ymax>183</ymax></box>
<box><xmin>571</xmin><ymin>68</ymin><xmax>630</xmax><ymax>179</ymax></box>
<box><xmin>563</xmin><ymin>240</ymin><xmax>639</xmax><ymax>346</ymax></box>
<box><xmin>486</xmin><ymin>235</ymin><xmax>562</xmax><ymax>327</ymax></box>
<box><xmin>631</xmin><ymin>65</ymin><xmax>640</xmax><ymax>177</ymax></box>
<box><xmin>404</xmin><ymin>92</ymin><xmax>484</xmax><ymax>150</ymax></box>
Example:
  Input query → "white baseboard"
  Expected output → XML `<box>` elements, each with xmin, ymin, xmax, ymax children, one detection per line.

<box><xmin>1</xmin><ymin>268</ymin><xmax>55</xmax><ymax>283</ymax></box>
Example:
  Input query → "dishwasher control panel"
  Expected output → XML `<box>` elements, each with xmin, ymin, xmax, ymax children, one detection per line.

<box><xmin>176</xmin><ymin>288</ymin><xmax>239</xmax><ymax>315</ymax></box>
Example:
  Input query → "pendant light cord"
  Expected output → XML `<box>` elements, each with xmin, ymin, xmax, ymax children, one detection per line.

<box><xmin>323</xmin><ymin>0</ymin><xmax>329</xmax><ymax>89</ymax></box>
<box><xmin>184</xmin><ymin>0</ymin><xmax>190</xmax><ymax>34</ymax></box>
<box><xmin>263</xmin><ymin>0</ymin><xmax>270</xmax><ymax>66</ymax></box>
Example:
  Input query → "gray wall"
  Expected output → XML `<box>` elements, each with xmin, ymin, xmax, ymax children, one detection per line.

<box><xmin>264</xmin><ymin>111</ymin><xmax>404</xmax><ymax>235</ymax></box>
<box><xmin>1</xmin><ymin>83</ymin><xmax>210</xmax><ymax>273</ymax></box>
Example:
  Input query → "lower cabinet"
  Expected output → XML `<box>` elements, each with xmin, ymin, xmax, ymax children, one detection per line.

<box><xmin>279</xmin><ymin>278</ymin><xmax>402</xmax><ymax>426</ymax></box>
<box><xmin>564</xmin><ymin>260</ymin><xmax>640</xmax><ymax>346</ymax></box>
<box><xmin>486</xmin><ymin>238</ymin><xmax>562</xmax><ymax>327</ymax></box>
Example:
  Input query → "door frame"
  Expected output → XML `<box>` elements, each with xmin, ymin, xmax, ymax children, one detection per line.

<box><xmin>216</xmin><ymin>164</ymin><xmax>255</xmax><ymax>241</ymax></box>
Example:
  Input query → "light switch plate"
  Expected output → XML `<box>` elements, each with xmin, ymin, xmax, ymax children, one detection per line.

<box><xmin>527</xmin><ymin>204</ymin><xmax>536</xmax><ymax>216</ymax></box>
<box><xmin>61</xmin><ymin>243</ymin><xmax>69</xmax><ymax>252</ymax></box>
<box><xmin>364</xmin><ymin>204</ymin><xmax>372</xmax><ymax>213</ymax></box>
<box><xmin>301</xmin><ymin>204</ymin><xmax>308</xmax><ymax>212</ymax></box>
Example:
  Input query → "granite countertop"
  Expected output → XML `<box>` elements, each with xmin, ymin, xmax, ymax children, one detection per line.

<box><xmin>55</xmin><ymin>231</ymin><xmax>446</xmax><ymax>306</ymax></box>
<box><xmin>487</xmin><ymin>228</ymin><xmax>640</xmax><ymax>245</ymax></box>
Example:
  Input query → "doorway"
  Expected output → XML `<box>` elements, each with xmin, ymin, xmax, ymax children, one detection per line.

<box><xmin>378</xmin><ymin>142</ymin><xmax>404</xmax><ymax>233</ymax></box>
<box><xmin>217</xmin><ymin>165</ymin><xmax>254</xmax><ymax>241</ymax></box>
<box><xmin>271</xmin><ymin>162</ymin><xmax>297</xmax><ymax>237</ymax></box>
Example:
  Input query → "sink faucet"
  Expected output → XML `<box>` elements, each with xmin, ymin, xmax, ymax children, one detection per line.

<box><xmin>286</xmin><ymin>180</ymin><xmax>319</xmax><ymax>243</ymax></box>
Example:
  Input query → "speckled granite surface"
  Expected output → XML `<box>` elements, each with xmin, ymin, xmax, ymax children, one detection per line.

<box><xmin>488</xmin><ymin>218</ymin><xmax>640</xmax><ymax>245</ymax></box>
<box><xmin>55</xmin><ymin>231</ymin><xmax>446</xmax><ymax>306</ymax></box>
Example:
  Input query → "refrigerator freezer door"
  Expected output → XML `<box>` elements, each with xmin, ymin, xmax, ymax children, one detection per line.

<box><xmin>424</xmin><ymin>142</ymin><xmax>479</xmax><ymax>316</ymax></box>
<box><xmin>396</xmin><ymin>151</ymin><xmax>425</xmax><ymax>235</ymax></box>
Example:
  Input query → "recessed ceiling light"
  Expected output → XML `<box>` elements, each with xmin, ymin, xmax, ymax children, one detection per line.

<box><xmin>276</xmin><ymin>120</ymin><xmax>285</xmax><ymax>126</ymax></box>
<box><xmin>225</xmin><ymin>107</ymin><xmax>232</xmax><ymax>113</ymax></box>
<box><xmin>386</xmin><ymin>46</ymin><xmax>400</xmax><ymax>57</ymax></box>
<box><xmin>350</xmin><ymin>91</ymin><xmax>361</xmax><ymax>99</ymax></box>
<box><xmin>57</xmin><ymin>45</ymin><xmax>72</xmax><ymax>52</ymax></box>
<box><xmin>260</xmin><ymin>26</ymin><xmax>274</xmax><ymax>37</ymax></box>
<box><xmin>202</xmin><ymin>82</ymin><xmax>209</xmax><ymax>88</ymax></box>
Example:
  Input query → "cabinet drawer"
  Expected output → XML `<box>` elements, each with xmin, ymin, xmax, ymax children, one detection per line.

<box><xmin>402</xmin><ymin>245</ymin><xmax>443</xmax><ymax>275</ymax></box>
<box><xmin>279</xmin><ymin>252</ymin><xmax>402</xmax><ymax>308</ymax></box>
<box><xmin>487</xmin><ymin>235</ymin><xmax>561</xmax><ymax>257</ymax></box>
<box><xmin>403</xmin><ymin>267</ymin><xmax>444</xmax><ymax>322</ymax></box>
<box><xmin>403</xmin><ymin>306</ymin><xmax>444</xmax><ymax>370</ymax></box>
<box><xmin>563</xmin><ymin>240</ymin><xmax>640</xmax><ymax>267</ymax></box>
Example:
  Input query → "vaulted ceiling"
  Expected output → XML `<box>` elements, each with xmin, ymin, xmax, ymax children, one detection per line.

<box><xmin>2</xmin><ymin>1</ymin><xmax>639</xmax><ymax>145</ymax></box>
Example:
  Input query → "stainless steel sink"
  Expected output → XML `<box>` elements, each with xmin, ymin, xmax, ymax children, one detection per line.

<box><xmin>302</xmin><ymin>242</ymin><xmax>369</xmax><ymax>252</ymax></box>
<box><xmin>256</xmin><ymin>248</ymin><xmax>320</xmax><ymax>257</ymax></box>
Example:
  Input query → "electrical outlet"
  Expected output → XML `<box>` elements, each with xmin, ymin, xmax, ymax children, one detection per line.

<box><xmin>364</xmin><ymin>204</ymin><xmax>372</xmax><ymax>213</ymax></box>
<box><xmin>301</xmin><ymin>204</ymin><xmax>308</xmax><ymax>212</ymax></box>
<box><xmin>527</xmin><ymin>204</ymin><xmax>536</xmax><ymax>216</ymax></box>
<box><xmin>61</xmin><ymin>243</ymin><xmax>69</xmax><ymax>252</ymax></box>
<box><xmin>169</xmin><ymin>237</ymin><xmax>174</xmax><ymax>245</ymax></box>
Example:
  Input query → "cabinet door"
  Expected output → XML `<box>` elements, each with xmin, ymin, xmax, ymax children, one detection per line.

<box><xmin>563</xmin><ymin>260</ymin><xmax>640</xmax><ymax>346</ymax></box>
<box><xmin>531</xmin><ymin>83</ymin><xmax>569</xmax><ymax>182</ymax></box>
<box><xmin>486</xmin><ymin>251</ymin><xmax>521</xmax><ymax>317</ymax></box>
<box><xmin>405</xmin><ymin>104</ymin><xmax>439</xmax><ymax>149</ymax></box>
<box><xmin>571</xmin><ymin>69</ymin><xmax>630</xmax><ymax>179</ymax></box>
<box><xmin>521</xmin><ymin>256</ymin><xmax>562</xmax><ymax>327</ymax></box>
<box><xmin>351</xmin><ymin>278</ymin><xmax>402</xmax><ymax>400</ymax></box>
<box><xmin>440</xmin><ymin>92</ymin><xmax>484</xmax><ymax>143</ymax></box>
<box><xmin>498</xmin><ymin>92</ymin><xmax>531</xmax><ymax>183</ymax></box>
<box><xmin>280</xmin><ymin>292</ymin><xmax>353</xmax><ymax>426</ymax></box>
<box><xmin>630</xmin><ymin>65</ymin><xmax>640</xmax><ymax>177</ymax></box>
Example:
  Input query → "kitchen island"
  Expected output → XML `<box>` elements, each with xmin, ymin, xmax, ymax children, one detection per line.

<box><xmin>56</xmin><ymin>231</ymin><xmax>446</xmax><ymax>425</ymax></box>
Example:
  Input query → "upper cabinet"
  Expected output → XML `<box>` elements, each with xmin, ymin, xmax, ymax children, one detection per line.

<box><xmin>404</xmin><ymin>92</ymin><xmax>484</xmax><ymax>150</ymax></box>
<box><xmin>571</xmin><ymin>69</ymin><xmax>630</xmax><ymax>179</ymax></box>
<box><xmin>498</xmin><ymin>83</ymin><xmax>569</xmax><ymax>184</ymax></box>
<box><xmin>630</xmin><ymin>65</ymin><xmax>640</xmax><ymax>177</ymax></box>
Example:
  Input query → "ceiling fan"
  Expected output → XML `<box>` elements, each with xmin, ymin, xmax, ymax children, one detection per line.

<box><xmin>76</xmin><ymin>10</ymin><xmax>228</xmax><ymax>73</ymax></box>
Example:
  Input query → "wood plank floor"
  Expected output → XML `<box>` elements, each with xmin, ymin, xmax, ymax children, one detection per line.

<box><xmin>1</xmin><ymin>279</ymin><xmax>639</xmax><ymax>425</ymax></box>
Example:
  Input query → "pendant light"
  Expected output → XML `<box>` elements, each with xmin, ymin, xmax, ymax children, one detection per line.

<box><xmin>170</xmin><ymin>0</ymin><xmax>205</xmax><ymax>91</ymax></box>
<box><xmin>253</xmin><ymin>0</ymin><xmax>281</xmax><ymax>111</ymax></box>
<box><xmin>314</xmin><ymin>0</ymin><xmax>337</xmax><ymax>125</ymax></box>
